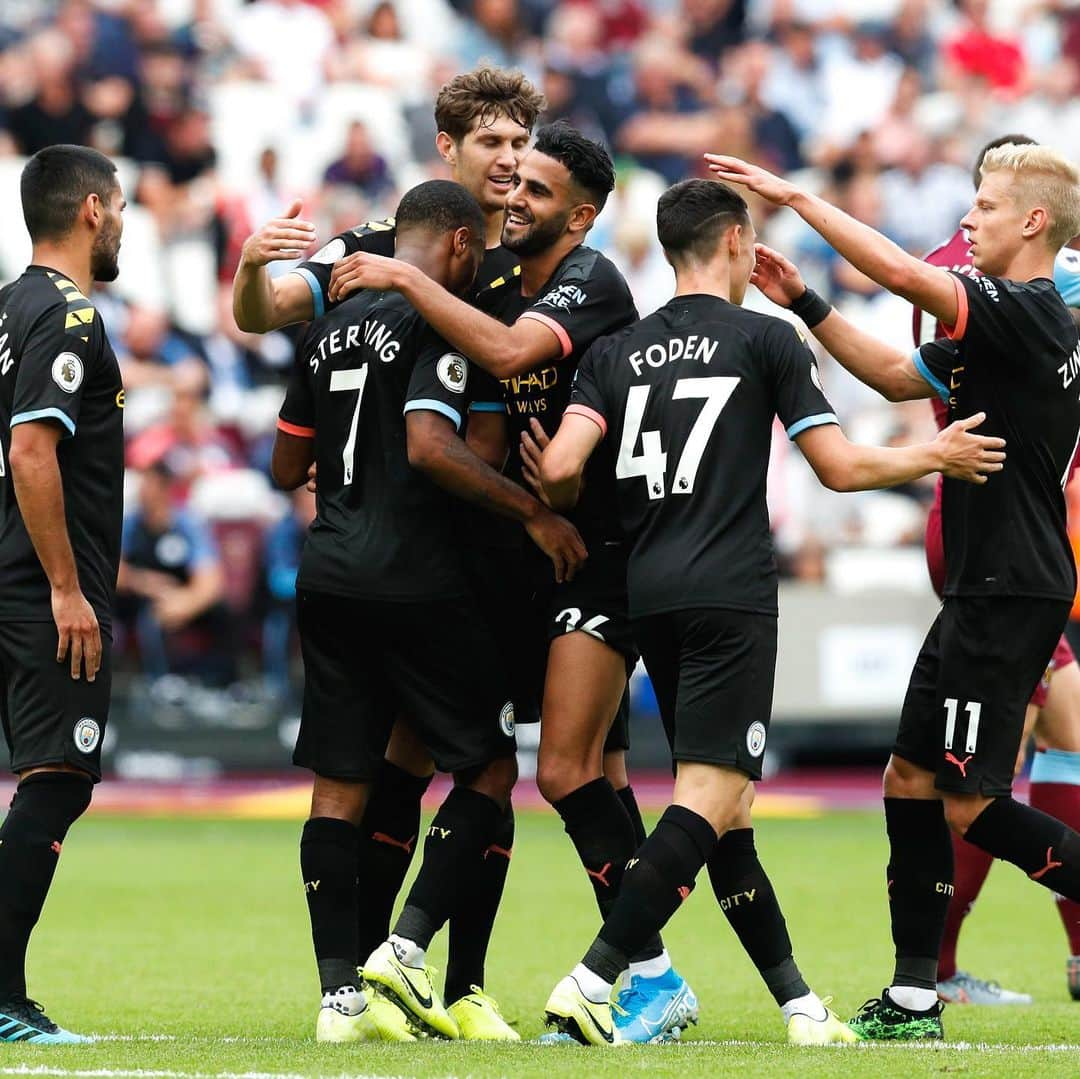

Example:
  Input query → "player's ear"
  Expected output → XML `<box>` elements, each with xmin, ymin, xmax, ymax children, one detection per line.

<box><xmin>83</xmin><ymin>192</ymin><xmax>103</xmax><ymax>229</ymax></box>
<box><xmin>452</xmin><ymin>226</ymin><xmax>472</xmax><ymax>257</ymax></box>
<box><xmin>568</xmin><ymin>202</ymin><xmax>598</xmax><ymax>235</ymax></box>
<box><xmin>727</xmin><ymin>223</ymin><xmax>743</xmax><ymax>259</ymax></box>
<box><xmin>1021</xmin><ymin>205</ymin><xmax>1048</xmax><ymax>241</ymax></box>
<box><xmin>436</xmin><ymin>131</ymin><xmax>457</xmax><ymax>167</ymax></box>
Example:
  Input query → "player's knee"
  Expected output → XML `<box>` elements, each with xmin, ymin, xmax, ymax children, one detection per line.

<box><xmin>310</xmin><ymin>774</ymin><xmax>368</xmax><ymax>823</ymax></box>
<box><xmin>457</xmin><ymin>753</ymin><xmax>517</xmax><ymax>806</ymax></box>
<box><xmin>535</xmin><ymin>754</ymin><xmax>594</xmax><ymax>804</ymax></box>
<box><xmin>11</xmin><ymin>770</ymin><xmax>94</xmax><ymax>839</ymax></box>
<box><xmin>942</xmin><ymin>793</ymin><xmax>990</xmax><ymax>837</ymax></box>
<box><xmin>883</xmin><ymin>755</ymin><xmax>935</xmax><ymax>799</ymax></box>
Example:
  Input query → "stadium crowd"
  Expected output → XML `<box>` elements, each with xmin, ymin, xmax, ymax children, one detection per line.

<box><xmin>1</xmin><ymin>0</ymin><xmax>1079</xmax><ymax>684</ymax></box>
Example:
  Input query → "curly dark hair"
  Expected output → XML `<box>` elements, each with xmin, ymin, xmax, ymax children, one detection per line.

<box><xmin>434</xmin><ymin>66</ymin><xmax>546</xmax><ymax>143</ymax></box>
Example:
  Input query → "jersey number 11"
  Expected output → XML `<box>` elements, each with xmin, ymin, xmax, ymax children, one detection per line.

<box><xmin>616</xmin><ymin>376</ymin><xmax>739</xmax><ymax>500</ymax></box>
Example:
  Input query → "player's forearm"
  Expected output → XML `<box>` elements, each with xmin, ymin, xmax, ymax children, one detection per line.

<box><xmin>411</xmin><ymin>429</ymin><xmax>541</xmax><ymax>524</ymax></box>
<box><xmin>541</xmin><ymin>471</ymin><xmax>582</xmax><ymax>512</ymax></box>
<box><xmin>829</xmin><ymin>442</ymin><xmax>941</xmax><ymax>493</ymax></box>
<box><xmin>232</xmin><ymin>256</ymin><xmax>279</xmax><ymax>333</ymax></box>
<box><xmin>395</xmin><ymin>263</ymin><xmax>529</xmax><ymax>378</ymax></box>
<box><xmin>9</xmin><ymin>445</ymin><xmax>80</xmax><ymax>592</ymax></box>
<box><xmin>810</xmin><ymin>308</ymin><xmax>929</xmax><ymax>402</ymax></box>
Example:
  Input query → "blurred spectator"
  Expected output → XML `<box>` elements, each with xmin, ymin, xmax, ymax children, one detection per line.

<box><xmin>117</xmin><ymin>462</ymin><xmax>232</xmax><ymax>684</ymax></box>
<box><xmin>885</xmin><ymin>0</ymin><xmax>937</xmax><ymax>82</ymax></box>
<box><xmin>458</xmin><ymin>0</ymin><xmax>539</xmax><ymax>75</ymax></box>
<box><xmin>323</xmin><ymin>121</ymin><xmax>395</xmax><ymax>201</ymax></box>
<box><xmin>683</xmin><ymin>0</ymin><xmax>747</xmax><ymax>66</ymax></box>
<box><xmin>114</xmin><ymin>304</ymin><xmax>205</xmax><ymax>390</ymax></box>
<box><xmin>723</xmin><ymin>41</ymin><xmax>803</xmax><ymax>171</ymax></box>
<box><xmin>760</xmin><ymin>19</ymin><xmax>825</xmax><ymax>146</ymax></box>
<box><xmin>942</xmin><ymin>0</ymin><xmax>1029</xmax><ymax>99</ymax></box>
<box><xmin>127</xmin><ymin>382</ymin><xmax>241</xmax><ymax>496</ymax></box>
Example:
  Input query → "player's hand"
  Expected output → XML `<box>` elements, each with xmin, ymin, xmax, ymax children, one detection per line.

<box><xmin>526</xmin><ymin>508</ymin><xmax>588</xmax><ymax>584</ymax></box>
<box><xmin>154</xmin><ymin>590</ymin><xmax>193</xmax><ymax>632</ymax></box>
<box><xmin>520</xmin><ymin>418</ymin><xmax>552</xmax><ymax>506</ymax></box>
<box><xmin>936</xmin><ymin>412</ymin><xmax>1006</xmax><ymax>484</ymax></box>
<box><xmin>239</xmin><ymin>201</ymin><xmax>317</xmax><ymax>267</ymax></box>
<box><xmin>751</xmin><ymin>244</ymin><xmax>807</xmax><ymax>308</ymax></box>
<box><xmin>328</xmin><ymin>252</ymin><xmax>400</xmax><ymax>302</ymax></box>
<box><xmin>703</xmin><ymin>154</ymin><xmax>797</xmax><ymax>206</ymax></box>
<box><xmin>306</xmin><ymin>461</ymin><xmax>318</xmax><ymax>494</ymax></box>
<box><xmin>52</xmin><ymin>586</ymin><xmax>102</xmax><ymax>682</ymax></box>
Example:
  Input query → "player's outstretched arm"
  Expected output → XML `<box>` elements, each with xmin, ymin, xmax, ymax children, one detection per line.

<box><xmin>328</xmin><ymin>254</ymin><xmax>562</xmax><ymax>378</ymax></box>
<box><xmin>753</xmin><ymin>244</ymin><xmax>933</xmax><ymax>402</ymax></box>
<box><xmin>406</xmin><ymin>410</ymin><xmax>587</xmax><ymax>583</ymax></box>
<box><xmin>796</xmin><ymin>412</ymin><xmax>1005</xmax><ymax>492</ymax></box>
<box><xmin>271</xmin><ymin>430</ymin><xmax>316</xmax><ymax>490</ymax></box>
<box><xmin>9</xmin><ymin>422</ymin><xmax>101</xmax><ymax>681</ymax></box>
<box><xmin>232</xmin><ymin>201</ymin><xmax>318</xmax><ymax>332</ymax></box>
<box><xmin>538</xmin><ymin>413</ymin><xmax>603</xmax><ymax>511</ymax></box>
<box><xmin>705</xmin><ymin>154</ymin><xmax>960</xmax><ymax>328</ymax></box>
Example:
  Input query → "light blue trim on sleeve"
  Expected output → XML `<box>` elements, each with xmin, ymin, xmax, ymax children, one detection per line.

<box><xmin>786</xmin><ymin>412</ymin><xmax>839</xmax><ymax>440</ymax></box>
<box><xmin>912</xmin><ymin>348</ymin><xmax>950</xmax><ymax>404</ymax></box>
<box><xmin>10</xmin><ymin>407</ymin><xmax>75</xmax><ymax>436</ymax></box>
<box><xmin>468</xmin><ymin>401</ymin><xmax>506</xmax><ymax>413</ymax></box>
<box><xmin>1054</xmin><ymin>252</ymin><xmax>1080</xmax><ymax>307</ymax></box>
<box><xmin>403</xmin><ymin>398</ymin><xmax>463</xmax><ymax>431</ymax></box>
<box><xmin>291</xmin><ymin>267</ymin><xmax>326</xmax><ymax>318</ymax></box>
<box><xmin>1030</xmin><ymin>747</ymin><xmax>1080</xmax><ymax>786</ymax></box>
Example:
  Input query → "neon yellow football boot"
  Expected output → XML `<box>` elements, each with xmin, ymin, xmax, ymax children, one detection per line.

<box><xmin>363</xmin><ymin>940</ymin><xmax>459</xmax><ymax>1039</ymax></box>
<box><xmin>544</xmin><ymin>974</ymin><xmax>621</xmax><ymax>1046</ymax></box>
<box><xmin>448</xmin><ymin>986</ymin><xmax>520</xmax><ymax>1041</ymax></box>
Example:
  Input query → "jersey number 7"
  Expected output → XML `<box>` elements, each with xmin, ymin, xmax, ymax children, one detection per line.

<box><xmin>330</xmin><ymin>364</ymin><xmax>369</xmax><ymax>486</ymax></box>
<box><xmin>615</xmin><ymin>376</ymin><xmax>740</xmax><ymax>500</ymax></box>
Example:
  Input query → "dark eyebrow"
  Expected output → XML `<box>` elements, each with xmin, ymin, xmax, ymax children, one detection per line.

<box><xmin>526</xmin><ymin>178</ymin><xmax>552</xmax><ymax>198</ymax></box>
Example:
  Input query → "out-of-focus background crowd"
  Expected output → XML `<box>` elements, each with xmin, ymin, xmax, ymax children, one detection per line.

<box><xmin>1</xmin><ymin>0</ymin><xmax>1079</xmax><ymax>774</ymax></box>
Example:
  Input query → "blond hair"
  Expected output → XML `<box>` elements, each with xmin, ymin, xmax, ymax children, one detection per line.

<box><xmin>980</xmin><ymin>143</ymin><xmax>1080</xmax><ymax>249</ymax></box>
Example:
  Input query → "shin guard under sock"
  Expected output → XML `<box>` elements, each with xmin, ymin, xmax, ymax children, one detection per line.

<box><xmin>884</xmin><ymin>798</ymin><xmax>953</xmax><ymax>990</ymax></box>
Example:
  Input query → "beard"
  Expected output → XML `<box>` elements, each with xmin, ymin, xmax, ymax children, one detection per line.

<box><xmin>501</xmin><ymin>210</ymin><xmax>568</xmax><ymax>257</ymax></box>
<box><xmin>90</xmin><ymin>220</ymin><xmax>121</xmax><ymax>282</ymax></box>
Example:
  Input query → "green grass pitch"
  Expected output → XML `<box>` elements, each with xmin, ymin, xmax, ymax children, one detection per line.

<box><xmin>3</xmin><ymin>809</ymin><xmax>1077</xmax><ymax>1078</ymax></box>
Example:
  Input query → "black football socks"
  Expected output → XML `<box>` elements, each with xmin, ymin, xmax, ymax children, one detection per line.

<box><xmin>884</xmin><ymin>798</ymin><xmax>954</xmax><ymax>991</ymax></box>
<box><xmin>445</xmin><ymin>801</ymin><xmax>515</xmax><ymax>1004</ymax></box>
<box><xmin>582</xmin><ymin>805</ymin><xmax>717</xmax><ymax>986</ymax></box>
<box><xmin>355</xmin><ymin>762</ymin><xmax>432</xmax><ymax>963</ymax></box>
<box><xmin>707</xmin><ymin>827</ymin><xmax>810</xmax><ymax>1005</ymax></box>
<box><xmin>614</xmin><ymin>784</ymin><xmax>665</xmax><ymax>964</ymax></box>
<box><xmin>393</xmin><ymin>785</ymin><xmax>503</xmax><ymax>952</ymax></box>
<box><xmin>0</xmin><ymin>773</ymin><xmax>92</xmax><ymax>1003</ymax></box>
<box><xmin>301</xmin><ymin>816</ymin><xmax>360</xmax><ymax>993</ymax></box>
<box><xmin>965</xmin><ymin>796</ymin><xmax>1080</xmax><ymax>901</ymax></box>
<box><xmin>554</xmin><ymin>778</ymin><xmax>637</xmax><ymax>920</ymax></box>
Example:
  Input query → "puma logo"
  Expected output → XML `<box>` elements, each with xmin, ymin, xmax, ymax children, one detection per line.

<box><xmin>1030</xmin><ymin>847</ymin><xmax>1064</xmax><ymax>881</ymax></box>
<box><xmin>586</xmin><ymin>862</ymin><xmax>612</xmax><ymax>888</ymax></box>
<box><xmin>372</xmin><ymin>832</ymin><xmax>415</xmax><ymax>854</ymax></box>
<box><xmin>945</xmin><ymin>751</ymin><xmax>974</xmax><ymax>777</ymax></box>
<box><xmin>50</xmin><ymin>841</ymin><xmax>62</xmax><ymax>855</ymax></box>
<box><xmin>677</xmin><ymin>885</ymin><xmax>691</xmax><ymax>903</ymax></box>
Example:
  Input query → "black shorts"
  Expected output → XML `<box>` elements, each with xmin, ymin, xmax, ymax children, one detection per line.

<box><xmin>547</xmin><ymin>541</ymin><xmax>638</xmax><ymax>673</ymax></box>
<box><xmin>461</xmin><ymin>540</ymin><xmax>545</xmax><ymax>725</ymax></box>
<box><xmin>895</xmin><ymin>596</ymin><xmax>1069</xmax><ymax>796</ymax></box>
<box><xmin>0</xmin><ymin>620</ymin><xmax>113</xmax><ymax>781</ymax></box>
<box><xmin>294</xmin><ymin>589</ymin><xmax>516</xmax><ymax>781</ymax></box>
<box><xmin>633</xmin><ymin>607</ymin><xmax>777</xmax><ymax>780</ymax></box>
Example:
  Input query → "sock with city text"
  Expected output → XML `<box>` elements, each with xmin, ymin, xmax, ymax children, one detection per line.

<box><xmin>0</xmin><ymin>773</ymin><xmax>92</xmax><ymax>1003</ymax></box>
<box><xmin>707</xmin><ymin>828</ymin><xmax>810</xmax><ymax>1007</ymax></box>
<box><xmin>393</xmin><ymin>785</ymin><xmax>503</xmax><ymax>952</ymax></box>
<box><xmin>301</xmin><ymin>816</ymin><xmax>361</xmax><ymax>993</ymax></box>
<box><xmin>615</xmin><ymin>784</ymin><xmax>665</xmax><ymax>964</ymax></box>
<box><xmin>445</xmin><ymin>801</ymin><xmax>515</xmax><ymax>1004</ymax></box>
<box><xmin>884</xmin><ymin>797</ymin><xmax>953</xmax><ymax>992</ymax></box>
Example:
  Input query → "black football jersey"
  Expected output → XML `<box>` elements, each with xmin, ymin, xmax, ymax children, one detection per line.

<box><xmin>915</xmin><ymin>272</ymin><xmax>1080</xmax><ymax>600</ymax></box>
<box><xmin>293</xmin><ymin>217</ymin><xmax>519</xmax><ymax>318</ymax></box>
<box><xmin>569</xmin><ymin>294</ymin><xmax>837</xmax><ymax>618</ymax></box>
<box><xmin>279</xmin><ymin>288</ymin><xmax>488</xmax><ymax>601</ymax></box>
<box><xmin>0</xmin><ymin>266</ymin><xmax>125</xmax><ymax>630</ymax></box>
<box><xmin>479</xmin><ymin>245</ymin><xmax>638</xmax><ymax>541</ymax></box>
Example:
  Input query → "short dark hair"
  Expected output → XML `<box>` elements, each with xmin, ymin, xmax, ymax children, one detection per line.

<box><xmin>395</xmin><ymin>179</ymin><xmax>486</xmax><ymax>239</ymax></box>
<box><xmin>434</xmin><ymin>66</ymin><xmax>546</xmax><ymax>142</ymax></box>
<box><xmin>973</xmin><ymin>133</ymin><xmax>1036</xmax><ymax>189</ymax></box>
<box><xmin>20</xmin><ymin>145</ymin><xmax>119</xmax><ymax>242</ymax></box>
<box><xmin>657</xmin><ymin>179</ymin><xmax>751</xmax><ymax>265</ymax></box>
<box><xmin>532</xmin><ymin>121</ymin><xmax>616</xmax><ymax>212</ymax></box>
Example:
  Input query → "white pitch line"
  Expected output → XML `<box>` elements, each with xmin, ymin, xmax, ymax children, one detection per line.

<box><xmin>0</xmin><ymin>1069</ymin><xmax>432</xmax><ymax>1079</ymax></box>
